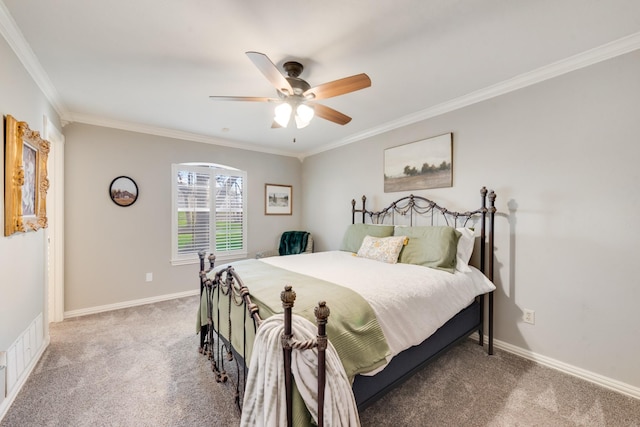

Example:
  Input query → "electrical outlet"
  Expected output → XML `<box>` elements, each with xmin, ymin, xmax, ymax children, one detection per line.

<box><xmin>146</xmin><ymin>272</ymin><xmax>153</xmax><ymax>282</ymax></box>
<box><xmin>523</xmin><ymin>309</ymin><xmax>535</xmax><ymax>324</ymax></box>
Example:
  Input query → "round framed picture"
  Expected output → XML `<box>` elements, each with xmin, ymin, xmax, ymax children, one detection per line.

<box><xmin>109</xmin><ymin>176</ymin><xmax>138</xmax><ymax>207</ymax></box>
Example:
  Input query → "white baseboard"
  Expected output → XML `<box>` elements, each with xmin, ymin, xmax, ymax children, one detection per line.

<box><xmin>471</xmin><ymin>333</ymin><xmax>640</xmax><ymax>400</ymax></box>
<box><xmin>0</xmin><ymin>335</ymin><xmax>49</xmax><ymax>423</ymax></box>
<box><xmin>63</xmin><ymin>289</ymin><xmax>199</xmax><ymax>319</ymax></box>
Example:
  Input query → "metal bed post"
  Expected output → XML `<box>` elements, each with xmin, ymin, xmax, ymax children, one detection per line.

<box><xmin>478</xmin><ymin>187</ymin><xmax>487</xmax><ymax>348</ymax></box>
<box><xmin>315</xmin><ymin>302</ymin><xmax>330</xmax><ymax>427</ymax></box>
<box><xmin>488</xmin><ymin>190</ymin><xmax>496</xmax><ymax>355</ymax></box>
<box><xmin>198</xmin><ymin>251</ymin><xmax>215</xmax><ymax>352</ymax></box>
<box><xmin>280</xmin><ymin>286</ymin><xmax>329</xmax><ymax>426</ymax></box>
<box><xmin>361</xmin><ymin>195</ymin><xmax>367</xmax><ymax>223</ymax></box>
<box><xmin>281</xmin><ymin>286</ymin><xmax>295</xmax><ymax>427</ymax></box>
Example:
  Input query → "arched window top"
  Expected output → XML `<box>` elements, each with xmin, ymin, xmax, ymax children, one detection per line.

<box><xmin>179</xmin><ymin>162</ymin><xmax>240</xmax><ymax>171</ymax></box>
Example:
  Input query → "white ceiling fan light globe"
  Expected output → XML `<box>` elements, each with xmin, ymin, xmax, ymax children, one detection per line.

<box><xmin>297</xmin><ymin>103</ymin><xmax>314</xmax><ymax>121</ymax></box>
<box><xmin>274</xmin><ymin>102</ymin><xmax>292</xmax><ymax>127</ymax></box>
<box><xmin>295</xmin><ymin>115</ymin><xmax>309</xmax><ymax>129</ymax></box>
<box><xmin>295</xmin><ymin>104</ymin><xmax>315</xmax><ymax>128</ymax></box>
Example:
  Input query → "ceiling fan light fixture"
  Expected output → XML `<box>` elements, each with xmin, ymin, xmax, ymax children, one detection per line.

<box><xmin>274</xmin><ymin>102</ymin><xmax>292</xmax><ymax>127</ymax></box>
<box><xmin>295</xmin><ymin>104</ymin><xmax>314</xmax><ymax>129</ymax></box>
<box><xmin>211</xmin><ymin>52</ymin><xmax>369</xmax><ymax>129</ymax></box>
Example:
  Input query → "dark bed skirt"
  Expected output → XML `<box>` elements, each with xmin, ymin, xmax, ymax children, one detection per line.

<box><xmin>352</xmin><ymin>301</ymin><xmax>481</xmax><ymax>410</ymax></box>
<box><xmin>201</xmin><ymin>300</ymin><xmax>481</xmax><ymax>412</ymax></box>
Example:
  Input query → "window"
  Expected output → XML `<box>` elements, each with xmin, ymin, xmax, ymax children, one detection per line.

<box><xmin>171</xmin><ymin>163</ymin><xmax>247</xmax><ymax>265</ymax></box>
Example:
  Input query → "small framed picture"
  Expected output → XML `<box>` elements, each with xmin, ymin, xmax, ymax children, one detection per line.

<box><xmin>265</xmin><ymin>183</ymin><xmax>292</xmax><ymax>215</ymax></box>
<box><xmin>109</xmin><ymin>176</ymin><xmax>138</xmax><ymax>207</ymax></box>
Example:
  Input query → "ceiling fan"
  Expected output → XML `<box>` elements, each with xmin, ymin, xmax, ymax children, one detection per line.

<box><xmin>209</xmin><ymin>51</ymin><xmax>371</xmax><ymax>129</ymax></box>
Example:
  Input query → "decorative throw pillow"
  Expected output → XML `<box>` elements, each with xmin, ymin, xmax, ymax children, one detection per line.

<box><xmin>356</xmin><ymin>235</ymin><xmax>407</xmax><ymax>264</ymax></box>
<box><xmin>455</xmin><ymin>228</ymin><xmax>475</xmax><ymax>273</ymax></box>
<box><xmin>394</xmin><ymin>226</ymin><xmax>461</xmax><ymax>273</ymax></box>
<box><xmin>340</xmin><ymin>223</ymin><xmax>395</xmax><ymax>253</ymax></box>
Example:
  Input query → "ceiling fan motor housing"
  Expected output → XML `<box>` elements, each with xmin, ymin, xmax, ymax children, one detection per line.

<box><xmin>282</xmin><ymin>61</ymin><xmax>310</xmax><ymax>96</ymax></box>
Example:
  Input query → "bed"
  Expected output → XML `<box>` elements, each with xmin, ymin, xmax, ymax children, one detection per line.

<box><xmin>197</xmin><ymin>187</ymin><xmax>496</xmax><ymax>426</ymax></box>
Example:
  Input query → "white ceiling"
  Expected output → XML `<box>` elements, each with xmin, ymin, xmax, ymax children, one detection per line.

<box><xmin>2</xmin><ymin>0</ymin><xmax>640</xmax><ymax>158</ymax></box>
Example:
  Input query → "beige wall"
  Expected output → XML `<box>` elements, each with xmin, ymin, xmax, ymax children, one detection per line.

<box><xmin>63</xmin><ymin>124</ymin><xmax>302</xmax><ymax>312</ymax></box>
<box><xmin>0</xmin><ymin>35</ymin><xmax>60</xmax><ymax>350</ymax></box>
<box><xmin>302</xmin><ymin>50</ymin><xmax>640</xmax><ymax>390</ymax></box>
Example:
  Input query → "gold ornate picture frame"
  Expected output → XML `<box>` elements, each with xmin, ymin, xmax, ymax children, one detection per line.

<box><xmin>4</xmin><ymin>115</ymin><xmax>50</xmax><ymax>236</ymax></box>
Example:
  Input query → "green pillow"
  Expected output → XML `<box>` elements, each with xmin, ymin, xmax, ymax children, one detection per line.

<box><xmin>340</xmin><ymin>224</ymin><xmax>395</xmax><ymax>253</ymax></box>
<box><xmin>395</xmin><ymin>226</ymin><xmax>461</xmax><ymax>273</ymax></box>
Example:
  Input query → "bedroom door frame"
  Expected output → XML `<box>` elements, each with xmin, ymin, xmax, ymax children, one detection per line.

<box><xmin>44</xmin><ymin>115</ymin><xmax>65</xmax><ymax>324</ymax></box>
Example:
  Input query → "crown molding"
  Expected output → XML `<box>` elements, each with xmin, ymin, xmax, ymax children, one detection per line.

<box><xmin>64</xmin><ymin>112</ymin><xmax>302</xmax><ymax>159</ymax></box>
<box><xmin>301</xmin><ymin>31</ymin><xmax>640</xmax><ymax>159</ymax></box>
<box><xmin>0</xmin><ymin>1</ymin><xmax>67</xmax><ymax>117</ymax></box>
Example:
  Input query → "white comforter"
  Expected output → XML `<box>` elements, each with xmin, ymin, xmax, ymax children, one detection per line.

<box><xmin>261</xmin><ymin>250</ymin><xmax>495</xmax><ymax>373</ymax></box>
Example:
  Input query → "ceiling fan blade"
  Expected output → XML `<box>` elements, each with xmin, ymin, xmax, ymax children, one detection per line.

<box><xmin>312</xmin><ymin>103</ymin><xmax>352</xmax><ymax>125</ymax></box>
<box><xmin>246</xmin><ymin>51</ymin><xmax>294</xmax><ymax>95</ymax></box>
<box><xmin>304</xmin><ymin>73</ymin><xmax>371</xmax><ymax>100</ymax></box>
<box><xmin>209</xmin><ymin>96</ymin><xmax>277</xmax><ymax>102</ymax></box>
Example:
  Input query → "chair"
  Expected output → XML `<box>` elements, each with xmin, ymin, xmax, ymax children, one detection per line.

<box><xmin>255</xmin><ymin>231</ymin><xmax>313</xmax><ymax>259</ymax></box>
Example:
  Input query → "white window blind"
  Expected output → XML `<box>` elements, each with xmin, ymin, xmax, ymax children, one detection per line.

<box><xmin>214</xmin><ymin>174</ymin><xmax>244</xmax><ymax>252</ymax></box>
<box><xmin>172</xmin><ymin>164</ymin><xmax>246</xmax><ymax>264</ymax></box>
<box><xmin>176</xmin><ymin>169</ymin><xmax>211</xmax><ymax>255</ymax></box>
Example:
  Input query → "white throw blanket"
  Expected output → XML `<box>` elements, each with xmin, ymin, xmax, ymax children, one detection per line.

<box><xmin>240</xmin><ymin>314</ymin><xmax>360</xmax><ymax>427</ymax></box>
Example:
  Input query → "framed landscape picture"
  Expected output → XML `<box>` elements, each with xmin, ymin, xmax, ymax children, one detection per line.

<box><xmin>265</xmin><ymin>183</ymin><xmax>292</xmax><ymax>215</ymax></box>
<box><xmin>384</xmin><ymin>133</ymin><xmax>452</xmax><ymax>193</ymax></box>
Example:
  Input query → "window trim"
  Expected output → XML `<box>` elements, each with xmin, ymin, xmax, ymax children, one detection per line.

<box><xmin>171</xmin><ymin>163</ymin><xmax>247</xmax><ymax>266</ymax></box>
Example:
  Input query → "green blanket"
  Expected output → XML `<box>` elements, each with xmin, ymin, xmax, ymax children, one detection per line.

<box><xmin>278</xmin><ymin>231</ymin><xmax>309</xmax><ymax>256</ymax></box>
<box><xmin>198</xmin><ymin>259</ymin><xmax>390</xmax><ymax>378</ymax></box>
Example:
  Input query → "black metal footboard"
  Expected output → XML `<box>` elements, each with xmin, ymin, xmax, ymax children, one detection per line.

<box><xmin>198</xmin><ymin>251</ymin><xmax>329</xmax><ymax>427</ymax></box>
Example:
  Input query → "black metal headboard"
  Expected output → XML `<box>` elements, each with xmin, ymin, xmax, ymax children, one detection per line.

<box><xmin>352</xmin><ymin>187</ymin><xmax>495</xmax><ymax>226</ymax></box>
<box><xmin>351</xmin><ymin>187</ymin><xmax>496</xmax><ymax>276</ymax></box>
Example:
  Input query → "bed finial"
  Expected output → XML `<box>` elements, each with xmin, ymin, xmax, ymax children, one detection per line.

<box><xmin>314</xmin><ymin>301</ymin><xmax>330</xmax><ymax>352</ymax></box>
<box><xmin>281</xmin><ymin>285</ymin><xmax>296</xmax><ymax>308</ymax></box>
<box><xmin>314</xmin><ymin>301</ymin><xmax>330</xmax><ymax>325</ymax></box>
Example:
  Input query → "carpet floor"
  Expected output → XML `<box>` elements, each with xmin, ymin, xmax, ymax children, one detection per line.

<box><xmin>1</xmin><ymin>296</ymin><xmax>638</xmax><ymax>426</ymax></box>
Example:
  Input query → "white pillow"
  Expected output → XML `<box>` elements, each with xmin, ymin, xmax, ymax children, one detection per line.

<box><xmin>455</xmin><ymin>228</ymin><xmax>474</xmax><ymax>273</ymax></box>
<box><xmin>357</xmin><ymin>235</ymin><xmax>407</xmax><ymax>264</ymax></box>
